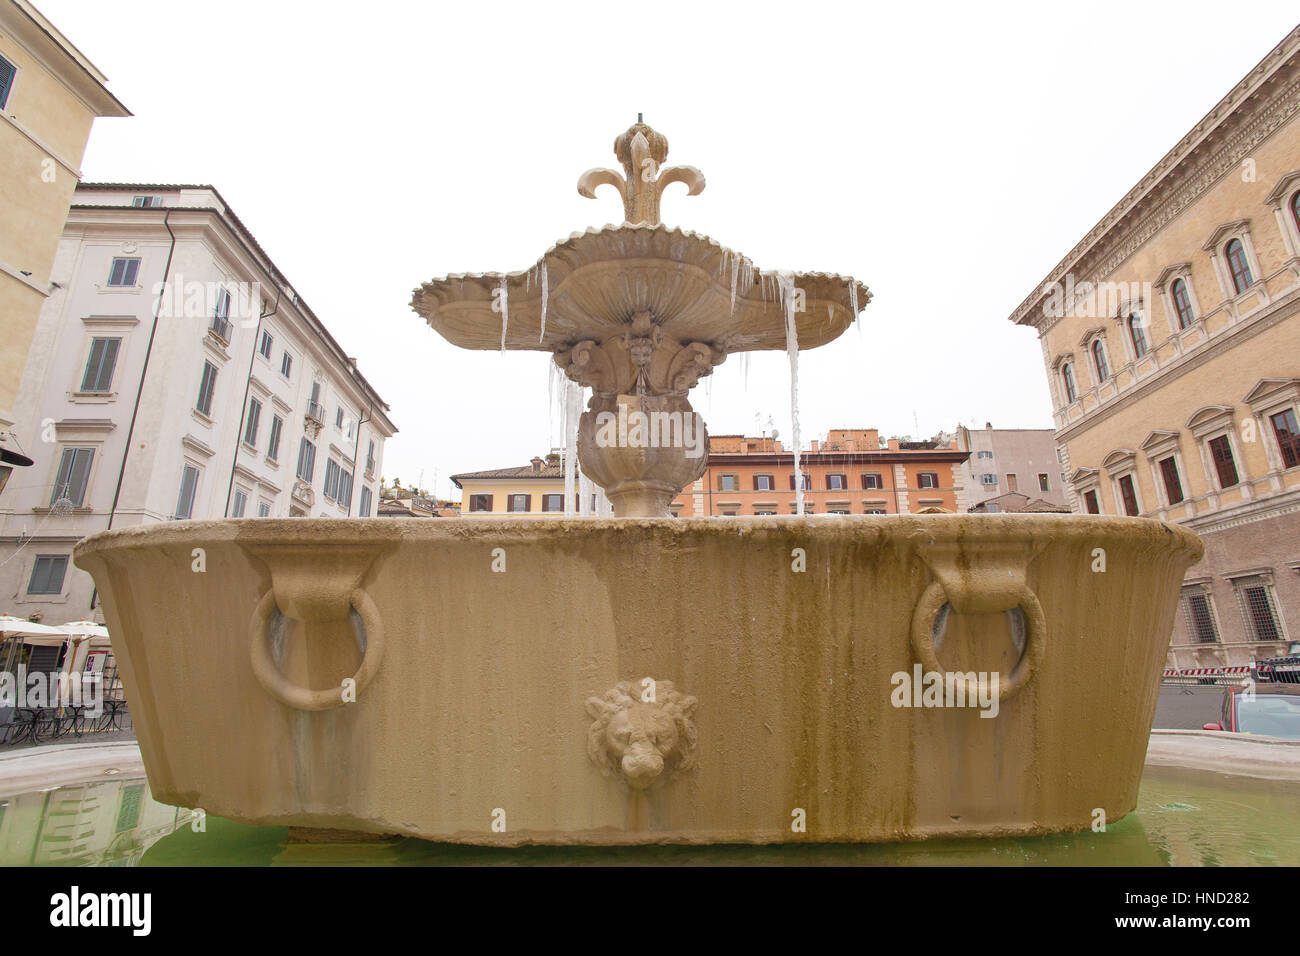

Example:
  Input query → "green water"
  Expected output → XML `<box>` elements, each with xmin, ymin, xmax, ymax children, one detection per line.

<box><xmin>4</xmin><ymin>766</ymin><xmax>1294</xmax><ymax>865</ymax></box>
<box><xmin>135</xmin><ymin>767</ymin><xmax>1299</xmax><ymax>866</ymax></box>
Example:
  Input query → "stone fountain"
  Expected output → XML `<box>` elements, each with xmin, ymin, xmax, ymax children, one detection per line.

<box><xmin>72</xmin><ymin>122</ymin><xmax>1204</xmax><ymax>846</ymax></box>
<box><xmin>411</xmin><ymin>119</ymin><xmax>868</xmax><ymax>517</ymax></box>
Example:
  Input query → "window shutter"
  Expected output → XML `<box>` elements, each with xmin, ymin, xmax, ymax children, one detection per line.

<box><xmin>0</xmin><ymin>55</ymin><xmax>16</xmax><ymax>109</ymax></box>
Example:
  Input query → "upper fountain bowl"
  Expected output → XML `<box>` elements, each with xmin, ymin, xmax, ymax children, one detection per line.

<box><xmin>410</xmin><ymin>223</ymin><xmax>871</xmax><ymax>354</ymax></box>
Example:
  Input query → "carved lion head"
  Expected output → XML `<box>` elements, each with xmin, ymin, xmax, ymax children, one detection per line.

<box><xmin>585</xmin><ymin>679</ymin><xmax>698</xmax><ymax>790</ymax></box>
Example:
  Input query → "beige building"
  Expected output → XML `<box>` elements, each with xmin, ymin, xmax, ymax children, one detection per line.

<box><xmin>0</xmin><ymin>1</ymin><xmax>128</xmax><ymax>455</ymax></box>
<box><xmin>1010</xmin><ymin>26</ymin><xmax>1300</xmax><ymax>669</ymax></box>
<box><xmin>956</xmin><ymin>424</ymin><xmax>1068</xmax><ymax>511</ymax></box>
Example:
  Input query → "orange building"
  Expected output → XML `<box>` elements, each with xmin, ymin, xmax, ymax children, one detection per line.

<box><xmin>452</xmin><ymin>429</ymin><xmax>970</xmax><ymax>516</ymax></box>
<box><xmin>670</xmin><ymin>429</ymin><xmax>970</xmax><ymax>516</ymax></box>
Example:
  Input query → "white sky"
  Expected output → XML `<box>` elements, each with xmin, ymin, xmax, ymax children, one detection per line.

<box><xmin>40</xmin><ymin>1</ymin><xmax>1300</xmax><ymax>499</ymax></box>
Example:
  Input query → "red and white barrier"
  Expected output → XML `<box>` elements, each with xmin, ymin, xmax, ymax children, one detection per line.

<box><xmin>1162</xmin><ymin>666</ymin><xmax>1251</xmax><ymax>678</ymax></box>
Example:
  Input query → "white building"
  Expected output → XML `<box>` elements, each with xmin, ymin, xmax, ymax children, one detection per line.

<box><xmin>0</xmin><ymin>183</ymin><xmax>396</xmax><ymax>624</ymax></box>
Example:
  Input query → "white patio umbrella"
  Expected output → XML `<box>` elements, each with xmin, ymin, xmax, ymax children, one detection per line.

<box><xmin>56</xmin><ymin>620</ymin><xmax>110</xmax><ymax>640</ymax></box>
<box><xmin>0</xmin><ymin>615</ymin><xmax>66</xmax><ymax>640</ymax></box>
<box><xmin>57</xmin><ymin>621</ymin><xmax>112</xmax><ymax>674</ymax></box>
<box><xmin>0</xmin><ymin>615</ymin><xmax>69</xmax><ymax>676</ymax></box>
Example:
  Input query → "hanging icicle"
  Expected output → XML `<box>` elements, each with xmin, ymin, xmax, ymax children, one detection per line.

<box><xmin>498</xmin><ymin>276</ymin><xmax>509</xmax><ymax>354</ymax></box>
<box><xmin>563</xmin><ymin>380</ymin><xmax>582</xmax><ymax>517</ymax></box>
<box><xmin>779</xmin><ymin>272</ymin><xmax>804</xmax><ymax>516</ymax></box>
<box><xmin>538</xmin><ymin>260</ymin><xmax>549</xmax><ymax>344</ymax></box>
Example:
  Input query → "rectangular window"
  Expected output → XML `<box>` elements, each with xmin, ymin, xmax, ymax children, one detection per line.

<box><xmin>366</xmin><ymin>439</ymin><xmax>376</xmax><ymax>475</ymax></box>
<box><xmin>862</xmin><ymin>472</ymin><xmax>882</xmax><ymax>490</ymax></box>
<box><xmin>295</xmin><ymin>438</ymin><xmax>316</xmax><ymax>482</ymax></box>
<box><xmin>267</xmin><ymin>414</ymin><xmax>283</xmax><ymax>462</ymax></box>
<box><xmin>980</xmin><ymin>473</ymin><xmax>997</xmax><ymax>486</ymax></box>
<box><xmin>50</xmin><ymin>447</ymin><xmax>94</xmax><ymax>507</ymax></box>
<box><xmin>918</xmin><ymin>473</ymin><xmax>938</xmax><ymax>489</ymax></box>
<box><xmin>175</xmin><ymin>464</ymin><xmax>200</xmax><ymax>519</ymax></box>
<box><xmin>718</xmin><ymin>474</ymin><xmax>737</xmax><ymax>491</ymax></box>
<box><xmin>1005</xmin><ymin>474</ymin><xmax>1018</xmax><ymax>492</ymax></box>
<box><xmin>259</xmin><ymin>330</ymin><xmax>274</xmax><ymax>359</ymax></box>
<box><xmin>1208</xmin><ymin>435</ymin><xmax>1239</xmax><ymax>488</ymax></box>
<box><xmin>826</xmin><ymin>473</ymin><xmax>846</xmax><ymax>491</ymax></box>
<box><xmin>865</xmin><ymin>508</ymin><xmax>886</xmax><ymax>515</ymax></box>
<box><xmin>195</xmin><ymin>361</ymin><xmax>218</xmax><ymax>417</ymax></box>
<box><xmin>1270</xmin><ymin>408</ymin><xmax>1300</xmax><ymax>469</ymax></box>
<box><xmin>280</xmin><ymin>352</ymin><xmax>293</xmax><ymax>378</ymax></box>
<box><xmin>338</xmin><ymin>467</ymin><xmax>353</xmax><ymax>509</ymax></box>
<box><xmin>244</xmin><ymin>398</ymin><xmax>262</xmax><ymax>446</ymax></box>
<box><xmin>257</xmin><ymin>500</ymin><xmax>271</xmax><ymax>518</ymax></box>
<box><xmin>469</xmin><ymin>494</ymin><xmax>493</xmax><ymax>513</ymax></box>
<box><xmin>1158</xmin><ymin>457</ymin><xmax>1184</xmax><ymax>505</ymax></box>
<box><xmin>1038</xmin><ymin>473</ymin><xmax>1049</xmax><ymax>492</ymax></box>
<box><xmin>977</xmin><ymin>450</ymin><xmax>993</xmax><ymax>459</ymax></box>
<box><xmin>507</xmin><ymin>493</ymin><xmax>531</xmax><ymax>513</ymax></box>
<box><xmin>1182</xmin><ymin>588</ymin><xmax>1219</xmax><ymax>644</ymax></box>
<box><xmin>107</xmin><ymin>257</ymin><xmax>140</xmax><ymax>288</ymax></box>
<box><xmin>790</xmin><ymin>473</ymin><xmax>811</xmax><ymax>490</ymax></box>
<box><xmin>131</xmin><ymin>195</ymin><xmax>162</xmax><ymax>208</ymax></box>
<box><xmin>542</xmin><ymin>494</ymin><xmax>564</xmax><ymax>512</ymax></box>
<box><xmin>323</xmin><ymin>459</ymin><xmax>341</xmax><ymax>500</ymax></box>
<box><xmin>0</xmin><ymin>54</ymin><xmax>15</xmax><ymax>110</ymax></box>
<box><xmin>754</xmin><ymin>474</ymin><xmax>774</xmax><ymax>491</ymax></box>
<box><xmin>1083</xmin><ymin>490</ymin><xmax>1100</xmax><ymax>514</ymax></box>
<box><xmin>80</xmin><ymin>337</ymin><xmax>121</xmax><ymax>393</ymax></box>
<box><xmin>1237</xmin><ymin>579</ymin><xmax>1283</xmax><ymax>644</ymax></box>
<box><xmin>27</xmin><ymin>555</ymin><xmax>69</xmax><ymax>595</ymax></box>
<box><xmin>231</xmin><ymin>490</ymin><xmax>248</xmax><ymax>518</ymax></box>
<box><xmin>1117</xmin><ymin>474</ymin><xmax>1139</xmax><ymax>516</ymax></box>
<box><xmin>359</xmin><ymin>486</ymin><xmax>373</xmax><ymax>517</ymax></box>
<box><xmin>335</xmin><ymin>407</ymin><xmax>344</xmax><ymax>429</ymax></box>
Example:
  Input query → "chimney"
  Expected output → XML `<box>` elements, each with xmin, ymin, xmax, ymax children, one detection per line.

<box><xmin>530</xmin><ymin>456</ymin><xmax>544</xmax><ymax>473</ymax></box>
<box><xmin>810</xmin><ymin>440</ymin><xmax>820</xmax><ymax>452</ymax></box>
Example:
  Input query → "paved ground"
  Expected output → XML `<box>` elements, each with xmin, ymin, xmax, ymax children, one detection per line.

<box><xmin>1154</xmin><ymin>683</ymin><xmax>1226</xmax><ymax>729</ymax></box>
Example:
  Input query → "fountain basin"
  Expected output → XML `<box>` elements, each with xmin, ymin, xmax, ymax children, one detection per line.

<box><xmin>73</xmin><ymin>515</ymin><xmax>1202</xmax><ymax>845</ymax></box>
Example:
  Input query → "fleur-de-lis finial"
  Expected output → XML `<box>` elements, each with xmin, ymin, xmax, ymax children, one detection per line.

<box><xmin>577</xmin><ymin>118</ymin><xmax>705</xmax><ymax>226</ymax></box>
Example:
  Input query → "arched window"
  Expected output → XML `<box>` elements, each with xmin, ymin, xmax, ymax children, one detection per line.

<box><xmin>1061</xmin><ymin>363</ymin><xmax>1077</xmax><ymax>403</ymax></box>
<box><xmin>1171</xmin><ymin>278</ymin><xmax>1194</xmax><ymax>329</ymax></box>
<box><xmin>1291</xmin><ymin>191</ymin><xmax>1300</xmax><ymax>235</ymax></box>
<box><xmin>1091</xmin><ymin>339</ymin><xmax>1110</xmax><ymax>382</ymax></box>
<box><xmin>1128</xmin><ymin>313</ymin><xmax>1148</xmax><ymax>358</ymax></box>
<box><xmin>1225</xmin><ymin>238</ymin><xmax>1253</xmax><ymax>293</ymax></box>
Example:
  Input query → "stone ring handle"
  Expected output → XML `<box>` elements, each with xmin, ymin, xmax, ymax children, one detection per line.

<box><xmin>908</xmin><ymin>579</ymin><xmax>1045</xmax><ymax>703</ymax></box>
<box><xmin>249</xmin><ymin>587</ymin><xmax>384</xmax><ymax>711</ymax></box>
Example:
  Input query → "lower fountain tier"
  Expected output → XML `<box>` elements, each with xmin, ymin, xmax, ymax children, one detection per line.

<box><xmin>74</xmin><ymin>515</ymin><xmax>1202</xmax><ymax>846</ymax></box>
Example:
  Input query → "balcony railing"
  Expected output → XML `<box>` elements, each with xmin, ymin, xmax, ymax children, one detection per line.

<box><xmin>209</xmin><ymin>314</ymin><xmax>233</xmax><ymax>343</ymax></box>
<box><xmin>306</xmin><ymin>401</ymin><xmax>326</xmax><ymax>424</ymax></box>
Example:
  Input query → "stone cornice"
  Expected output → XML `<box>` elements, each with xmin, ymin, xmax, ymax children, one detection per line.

<box><xmin>1010</xmin><ymin>27</ymin><xmax>1300</xmax><ymax>330</ymax></box>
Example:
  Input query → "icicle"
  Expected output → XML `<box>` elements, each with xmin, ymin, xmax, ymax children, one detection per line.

<box><xmin>779</xmin><ymin>272</ymin><xmax>804</xmax><ymax>516</ymax></box>
<box><xmin>563</xmin><ymin>380</ymin><xmax>581</xmax><ymax>517</ymax></box>
<box><xmin>730</xmin><ymin>254</ymin><xmax>740</xmax><ymax>314</ymax></box>
<box><xmin>538</xmin><ymin>260</ymin><xmax>549</xmax><ymax>343</ymax></box>
<box><xmin>739</xmin><ymin>352</ymin><xmax>749</xmax><ymax>392</ymax></box>
<box><xmin>498</xmin><ymin>276</ymin><xmax>509</xmax><ymax>354</ymax></box>
<box><xmin>579</xmin><ymin>469</ymin><xmax>593</xmax><ymax>517</ymax></box>
<box><xmin>849</xmin><ymin>281</ymin><xmax>859</xmax><ymax>326</ymax></box>
<box><xmin>595</xmin><ymin>484</ymin><xmax>612</xmax><ymax>518</ymax></box>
